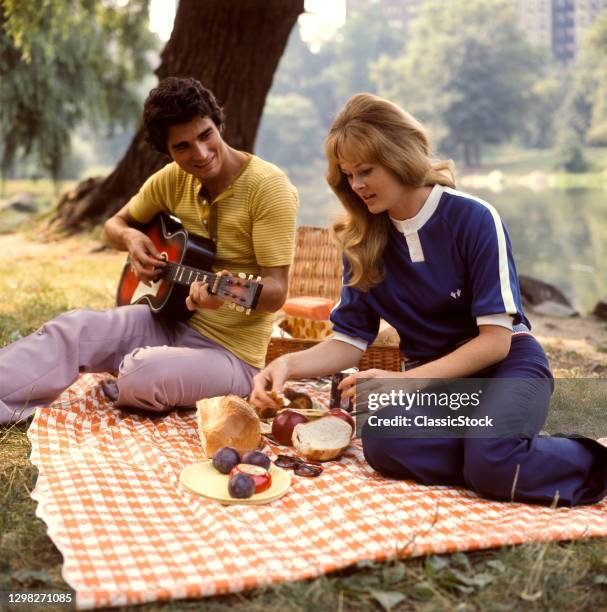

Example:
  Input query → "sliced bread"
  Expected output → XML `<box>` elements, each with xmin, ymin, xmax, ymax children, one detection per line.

<box><xmin>292</xmin><ymin>415</ymin><xmax>353</xmax><ymax>461</ymax></box>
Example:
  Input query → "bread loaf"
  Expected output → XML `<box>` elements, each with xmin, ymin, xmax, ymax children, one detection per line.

<box><xmin>196</xmin><ymin>395</ymin><xmax>261</xmax><ymax>458</ymax></box>
<box><xmin>292</xmin><ymin>415</ymin><xmax>353</xmax><ymax>461</ymax></box>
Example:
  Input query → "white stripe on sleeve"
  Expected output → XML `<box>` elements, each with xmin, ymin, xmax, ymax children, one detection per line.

<box><xmin>445</xmin><ymin>187</ymin><xmax>517</xmax><ymax>314</ymax></box>
<box><xmin>476</xmin><ymin>314</ymin><xmax>513</xmax><ymax>330</ymax></box>
<box><xmin>331</xmin><ymin>332</ymin><xmax>368</xmax><ymax>352</ymax></box>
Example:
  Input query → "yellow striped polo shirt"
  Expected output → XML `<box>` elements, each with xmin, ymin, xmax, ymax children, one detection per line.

<box><xmin>127</xmin><ymin>155</ymin><xmax>298</xmax><ymax>368</ymax></box>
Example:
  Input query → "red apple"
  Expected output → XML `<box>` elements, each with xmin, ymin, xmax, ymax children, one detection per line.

<box><xmin>328</xmin><ymin>408</ymin><xmax>355</xmax><ymax>432</ymax></box>
<box><xmin>229</xmin><ymin>463</ymin><xmax>272</xmax><ymax>493</ymax></box>
<box><xmin>272</xmin><ymin>409</ymin><xmax>309</xmax><ymax>446</ymax></box>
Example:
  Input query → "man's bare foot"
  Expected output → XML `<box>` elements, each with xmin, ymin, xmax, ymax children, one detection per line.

<box><xmin>597</xmin><ymin>437</ymin><xmax>607</xmax><ymax>448</ymax></box>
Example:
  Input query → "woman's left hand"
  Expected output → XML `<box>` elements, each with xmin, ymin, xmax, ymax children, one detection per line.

<box><xmin>338</xmin><ymin>368</ymin><xmax>401</xmax><ymax>400</ymax></box>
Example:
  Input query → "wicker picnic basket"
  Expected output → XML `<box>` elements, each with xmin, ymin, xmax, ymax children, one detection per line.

<box><xmin>266</xmin><ymin>226</ymin><xmax>402</xmax><ymax>371</ymax></box>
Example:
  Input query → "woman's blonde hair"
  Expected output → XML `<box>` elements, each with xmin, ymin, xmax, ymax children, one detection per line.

<box><xmin>326</xmin><ymin>93</ymin><xmax>455</xmax><ymax>290</ymax></box>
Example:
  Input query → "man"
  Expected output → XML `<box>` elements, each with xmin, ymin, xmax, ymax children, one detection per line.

<box><xmin>0</xmin><ymin>77</ymin><xmax>298</xmax><ymax>423</ymax></box>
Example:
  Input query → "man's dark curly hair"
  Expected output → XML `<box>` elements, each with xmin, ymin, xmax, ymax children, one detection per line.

<box><xmin>143</xmin><ymin>77</ymin><xmax>225</xmax><ymax>154</ymax></box>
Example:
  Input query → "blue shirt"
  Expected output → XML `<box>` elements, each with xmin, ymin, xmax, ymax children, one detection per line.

<box><xmin>330</xmin><ymin>185</ymin><xmax>529</xmax><ymax>362</ymax></box>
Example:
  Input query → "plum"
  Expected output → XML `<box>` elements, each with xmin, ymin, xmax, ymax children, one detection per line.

<box><xmin>228</xmin><ymin>472</ymin><xmax>255</xmax><ymax>498</ymax></box>
<box><xmin>212</xmin><ymin>446</ymin><xmax>240</xmax><ymax>474</ymax></box>
<box><xmin>241</xmin><ymin>450</ymin><xmax>271</xmax><ymax>470</ymax></box>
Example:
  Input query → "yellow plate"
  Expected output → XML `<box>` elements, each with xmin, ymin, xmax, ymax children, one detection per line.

<box><xmin>179</xmin><ymin>461</ymin><xmax>291</xmax><ymax>505</ymax></box>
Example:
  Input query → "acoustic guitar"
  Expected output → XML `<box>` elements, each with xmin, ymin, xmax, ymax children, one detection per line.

<box><xmin>116</xmin><ymin>214</ymin><xmax>263</xmax><ymax>320</ymax></box>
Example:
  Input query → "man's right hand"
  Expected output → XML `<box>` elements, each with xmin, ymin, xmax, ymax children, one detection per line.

<box><xmin>126</xmin><ymin>229</ymin><xmax>166</xmax><ymax>286</ymax></box>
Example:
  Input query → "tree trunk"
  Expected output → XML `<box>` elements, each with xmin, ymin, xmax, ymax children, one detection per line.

<box><xmin>50</xmin><ymin>0</ymin><xmax>304</xmax><ymax>232</ymax></box>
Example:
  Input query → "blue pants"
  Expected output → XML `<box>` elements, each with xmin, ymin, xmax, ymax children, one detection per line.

<box><xmin>362</xmin><ymin>334</ymin><xmax>607</xmax><ymax>506</ymax></box>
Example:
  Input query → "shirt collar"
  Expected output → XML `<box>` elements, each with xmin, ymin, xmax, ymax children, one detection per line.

<box><xmin>389</xmin><ymin>184</ymin><xmax>444</xmax><ymax>235</ymax></box>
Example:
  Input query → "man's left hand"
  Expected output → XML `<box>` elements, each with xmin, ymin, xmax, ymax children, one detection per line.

<box><xmin>185</xmin><ymin>270</ymin><xmax>230</xmax><ymax>311</ymax></box>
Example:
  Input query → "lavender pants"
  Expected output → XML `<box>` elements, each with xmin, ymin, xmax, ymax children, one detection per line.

<box><xmin>0</xmin><ymin>305</ymin><xmax>259</xmax><ymax>424</ymax></box>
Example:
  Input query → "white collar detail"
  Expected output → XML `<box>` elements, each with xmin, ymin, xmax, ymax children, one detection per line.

<box><xmin>389</xmin><ymin>184</ymin><xmax>444</xmax><ymax>235</ymax></box>
<box><xmin>389</xmin><ymin>184</ymin><xmax>444</xmax><ymax>263</ymax></box>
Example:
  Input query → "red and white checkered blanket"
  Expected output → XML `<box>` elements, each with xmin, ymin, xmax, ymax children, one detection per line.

<box><xmin>28</xmin><ymin>374</ymin><xmax>607</xmax><ymax>610</ymax></box>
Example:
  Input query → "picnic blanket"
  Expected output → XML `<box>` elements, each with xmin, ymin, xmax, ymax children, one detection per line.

<box><xmin>28</xmin><ymin>373</ymin><xmax>607</xmax><ymax>610</ymax></box>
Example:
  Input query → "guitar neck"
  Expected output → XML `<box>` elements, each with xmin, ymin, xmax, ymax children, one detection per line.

<box><xmin>163</xmin><ymin>261</ymin><xmax>263</xmax><ymax>311</ymax></box>
<box><xmin>164</xmin><ymin>261</ymin><xmax>218</xmax><ymax>291</ymax></box>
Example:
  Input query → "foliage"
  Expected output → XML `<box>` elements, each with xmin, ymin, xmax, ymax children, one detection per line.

<box><xmin>0</xmin><ymin>0</ymin><xmax>158</xmax><ymax>182</ymax></box>
<box><xmin>554</xmin><ymin>129</ymin><xmax>590</xmax><ymax>173</ymax></box>
<box><xmin>520</xmin><ymin>66</ymin><xmax>568</xmax><ymax>149</ymax></box>
<box><xmin>256</xmin><ymin>93</ymin><xmax>324</xmax><ymax>171</ymax></box>
<box><xmin>269</xmin><ymin>27</ymin><xmax>338</xmax><ymax>132</ymax></box>
<box><xmin>371</xmin><ymin>0</ymin><xmax>543</xmax><ymax>167</ymax></box>
<box><xmin>259</xmin><ymin>6</ymin><xmax>404</xmax><ymax>185</ymax></box>
<box><xmin>267</xmin><ymin>4</ymin><xmax>403</xmax><ymax>136</ymax></box>
<box><xmin>320</xmin><ymin>1</ymin><xmax>402</xmax><ymax>111</ymax></box>
<box><xmin>571</xmin><ymin>11</ymin><xmax>607</xmax><ymax>145</ymax></box>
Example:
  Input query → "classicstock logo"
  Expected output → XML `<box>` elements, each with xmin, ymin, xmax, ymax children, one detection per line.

<box><xmin>354</xmin><ymin>377</ymin><xmax>569</xmax><ymax>438</ymax></box>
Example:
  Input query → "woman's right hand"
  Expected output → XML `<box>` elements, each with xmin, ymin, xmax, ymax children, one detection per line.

<box><xmin>250</xmin><ymin>339</ymin><xmax>362</xmax><ymax>410</ymax></box>
<box><xmin>126</xmin><ymin>229</ymin><xmax>166</xmax><ymax>286</ymax></box>
<box><xmin>249</xmin><ymin>357</ymin><xmax>290</xmax><ymax>411</ymax></box>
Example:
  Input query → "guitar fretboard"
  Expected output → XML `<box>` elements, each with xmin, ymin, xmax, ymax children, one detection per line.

<box><xmin>164</xmin><ymin>261</ymin><xmax>217</xmax><ymax>289</ymax></box>
<box><xmin>162</xmin><ymin>262</ymin><xmax>258</xmax><ymax>303</ymax></box>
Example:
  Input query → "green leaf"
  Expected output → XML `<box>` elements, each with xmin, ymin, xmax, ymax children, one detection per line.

<box><xmin>487</xmin><ymin>559</ymin><xmax>506</xmax><ymax>573</ymax></box>
<box><xmin>382</xmin><ymin>563</ymin><xmax>406</xmax><ymax>584</ymax></box>
<box><xmin>369</xmin><ymin>589</ymin><xmax>406</xmax><ymax>611</ymax></box>
<box><xmin>412</xmin><ymin>581</ymin><xmax>435</xmax><ymax>600</ymax></box>
<box><xmin>340</xmin><ymin>574</ymin><xmax>380</xmax><ymax>592</ymax></box>
<box><xmin>451</xmin><ymin>552</ymin><xmax>472</xmax><ymax>571</ymax></box>
<box><xmin>468</xmin><ymin>572</ymin><xmax>495</xmax><ymax>588</ymax></box>
<box><xmin>425</xmin><ymin>554</ymin><xmax>450</xmax><ymax>577</ymax></box>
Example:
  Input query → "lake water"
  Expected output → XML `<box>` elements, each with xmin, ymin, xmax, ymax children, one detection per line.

<box><xmin>296</xmin><ymin>182</ymin><xmax>607</xmax><ymax>313</ymax></box>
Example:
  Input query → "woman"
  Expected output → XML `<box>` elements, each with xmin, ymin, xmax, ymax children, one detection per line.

<box><xmin>250</xmin><ymin>93</ymin><xmax>606</xmax><ymax>506</ymax></box>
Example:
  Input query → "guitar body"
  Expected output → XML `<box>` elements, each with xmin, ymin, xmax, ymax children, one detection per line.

<box><xmin>116</xmin><ymin>214</ymin><xmax>216</xmax><ymax>321</ymax></box>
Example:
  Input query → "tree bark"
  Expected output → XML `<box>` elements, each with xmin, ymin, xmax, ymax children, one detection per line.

<box><xmin>50</xmin><ymin>0</ymin><xmax>304</xmax><ymax>231</ymax></box>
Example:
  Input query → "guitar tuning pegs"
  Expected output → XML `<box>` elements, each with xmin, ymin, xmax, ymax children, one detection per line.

<box><xmin>256</xmin><ymin>276</ymin><xmax>262</xmax><ymax>282</ymax></box>
<box><xmin>238</xmin><ymin>272</ymin><xmax>246</xmax><ymax>279</ymax></box>
<box><xmin>245</xmin><ymin>308</ymin><xmax>251</xmax><ymax>316</ymax></box>
<box><xmin>228</xmin><ymin>302</ymin><xmax>236</xmax><ymax>310</ymax></box>
<box><xmin>235</xmin><ymin>305</ymin><xmax>245</xmax><ymax>313</ymax></box>
<box><xmin>247</xmin><ymin>274</ymin><xmax>253</xmax><ymax>280</ymax></box>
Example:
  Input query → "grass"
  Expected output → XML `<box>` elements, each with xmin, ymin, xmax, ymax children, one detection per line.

<box><xmin>1</xmin><ymin>227</ymin><xmax>606</xmax><ymax>610</ymax></box>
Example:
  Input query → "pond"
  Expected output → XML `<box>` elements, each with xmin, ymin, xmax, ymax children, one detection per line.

<box><xmin>295</xmin><ymin>178</ymin><xmax>607</xmax><ymax>313</ymax></box>
<box><xmin>481</xmin><ymin>187</ymin><xmax>607</xmax><ymax>314</ymax></box>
